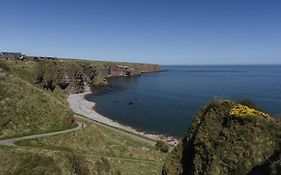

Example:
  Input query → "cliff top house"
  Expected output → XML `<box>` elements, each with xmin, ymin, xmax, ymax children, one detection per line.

<box><xmin>0</xmin><ymin>52</ymin><xmax>23</xmax><ymax>60</ymax></box>
<box><xmin>1</xmin><ymin>52</ymin><xmax>22</xmax><ymax>57</ymax></box>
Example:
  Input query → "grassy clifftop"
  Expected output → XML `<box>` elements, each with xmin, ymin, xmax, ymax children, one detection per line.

<box><xmin>7</xmin><ymin>59</ymin><xmax>159</xmax><ymax>93</ymax></box>
<box><xmin>0</xmin><ymin>61</ymin><xmax>75</xmax><ymax>139</ymax></box>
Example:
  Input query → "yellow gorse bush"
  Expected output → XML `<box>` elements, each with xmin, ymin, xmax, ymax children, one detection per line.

<box><xmin>229</xmin><ymin>104</ymin><xmax>271</xmax><ymax>120</ymax></box>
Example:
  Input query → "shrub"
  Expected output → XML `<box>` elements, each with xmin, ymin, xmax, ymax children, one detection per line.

<box><xmin>235</xmin><ymin>98</ymin><xmax>263</xmax><ymax>111</ymax></box>
<box><xmin>229</xmin><ymin>104</ymin><xmax>271</xmax><ymax>120</ymax></box>
<box><xmin>0</xmin><ymin>61</ymin><xmax>11</xmax><ymax>72</ymax></box>
<box><xmin>155</xmin><ymin>140</ymin><xmax>169</xmax><ymax>153</ymax></box>
<box><xmin>207</xmin><ymin>97</ymin><xmax>224</xmax><ymax>108</ymax></box>
<box><xmin>95</xmin><ymin>157</ymin><xmax>111</xmax><ymax>173</ymax></box>
<box><xmin>14</xmin><ymin>154</ymin><xmax>61</xmax><ymax>175</ymax></box>
<box><xmin>64</xmin><ymin>150</ymin><xmax>89</xmax><ymax>175</ymax></box>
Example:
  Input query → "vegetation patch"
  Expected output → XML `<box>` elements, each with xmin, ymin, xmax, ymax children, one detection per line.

<box><xmin>229</xmin><ymin>104</ymin><xmax>271</xmax><ymax>120</ymax></box>
<box><xmin>64</xmin><ymin>150</ymin><xmax>90</xmax><ymax>175</ymax></box>
<box><xmin>18</xmin><ymin>120</ymin><xmax>166</xmax><ymax>162</ymax></box>
<box><xmin>155</xmin><ymin>140</ymin><xmax>169</xmax><ymax>153</ymax></box>
<box><xmin>163</xmin><ymin>99</ymin><xmax>281</xmax><ymax>175</ymax></box>
<box><xmin>0</xmin><ymin>59</ymin><xmax>162</xmax><ymax>174</ymax></box>
<box><xmin>0</xmin><ymin>75</ymin><xmax>75</xmax><ymax>139</ymax></box>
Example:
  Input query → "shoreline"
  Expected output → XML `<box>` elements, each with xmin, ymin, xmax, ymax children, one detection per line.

<box><xmin>67</xmin><ymin>92</ymin><xmax>179</xmax><ymax>145</ymax></box>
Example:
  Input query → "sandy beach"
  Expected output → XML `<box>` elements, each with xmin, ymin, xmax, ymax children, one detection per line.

<box><xmin>67</xmin><ymin>92</ymin><xmax>179</xmax><ymax>145</ymax></box>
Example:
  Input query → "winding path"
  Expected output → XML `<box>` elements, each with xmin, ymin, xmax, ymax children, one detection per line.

<box><xmin>0</xmin><ymin>122</ymin><xmax>86</xmax><ymax>147</ymax></box>
<box><xmin>0</xmin><ymin>121</ymin><xmax>161</xmax><ymax>165</ymax></box>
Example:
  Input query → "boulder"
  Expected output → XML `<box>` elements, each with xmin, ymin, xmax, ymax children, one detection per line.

<box><xmin>128</xmin><ymin>100</ymin><xmax>137</xmax><ymax>105</ymax></box>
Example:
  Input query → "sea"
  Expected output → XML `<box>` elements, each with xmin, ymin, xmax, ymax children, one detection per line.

<box><xmin>87</xmin><ymin>65</ymin><xmax>281</xmax><ymax>137</ymax></box>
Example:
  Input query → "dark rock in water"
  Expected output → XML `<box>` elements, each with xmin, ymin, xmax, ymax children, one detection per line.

<box><xmin>113</xmin><ymin>100</ymin><xmax>119</xmax><ymax>103</ymax></box>
<box><xmin>128</xmin><ymin>100</ymin><xmax>137</xmax><ymax>105</ymax></box>
<box><xmin>162</xmin><ymin>99</ymin><xmax>281</xmax><ymax>175</ymax></box>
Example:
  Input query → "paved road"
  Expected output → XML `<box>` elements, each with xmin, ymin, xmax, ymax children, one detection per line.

<box><xmin>0</xmin><ymin>122</ymin><xmax>86</xmax><ymax>147</ymax></box>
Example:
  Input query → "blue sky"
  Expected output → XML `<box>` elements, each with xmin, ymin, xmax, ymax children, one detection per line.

<box><xmin>0</xmin><ymin>0</ymin><xmax>281</xmax><ymax>65</ymax></box>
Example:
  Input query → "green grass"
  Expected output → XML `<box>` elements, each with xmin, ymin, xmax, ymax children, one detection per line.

<box><xmin>0</xmin><ymin>146</ymin><xmax>73</xmax><ymax>175</ymax></box>
<box><xmin>0</xmin><ymin>73</ymin><xmax>75</xmax><ymax>139</ymax></box>
<box><xmin>0</xmin><ymin>59</ymin><xmax>165</xmax><ymax>174</ymax></box>
<box><xmin>18</xmin><ymin>119</ymin><xmax>166</xmax><ymax>162</ymax></box>
<box><xmin>74</xmin><ymin>113</ymin><xmax>156</xmax><ymax>143</ymax></box>
<box><xmin>16</xmin><ymin>119</ymin><xmax>166</xmax><ymax>174</ymax></box>
<box><xmin>163</xmin><ymin>99</ymin><xmax>281</xmax><ymax>175</ymax></box>
<box><xmin>0</xmin><ymin>145</ymin><xmax>164</xmax><ymax>175</ymax></box>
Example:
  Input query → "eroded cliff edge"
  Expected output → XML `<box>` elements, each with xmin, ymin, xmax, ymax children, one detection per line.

<box><xmin>162</xmin><ymin>99</ymin><xmax>281</xmax><ymax>175</ymax></box>
<box><xmin>28</xmin><ymin>59</ymin><xmax>159</xmax><ymax>93</ymax></box>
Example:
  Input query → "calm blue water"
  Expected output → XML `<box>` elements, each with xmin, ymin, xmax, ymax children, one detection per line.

<box><xmin>88</xmin><ymin>65</ymin><xmax>281</xmax><ymax>137</ymax></box>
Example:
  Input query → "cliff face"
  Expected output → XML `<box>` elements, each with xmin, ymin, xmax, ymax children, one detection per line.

<box><xmin>31</xmin><ymin>60</ymin><xmax>160</xmax><ymax>93</ymax></box>
<box><xmin>107</xmin><ymin>64</ymin><xmax>160</xmax><ymax>77</ymax></box>
<box><xmin>162</xmin><ymin>99</ymin><xmax>281</xmax><ymax>175</ymax></box>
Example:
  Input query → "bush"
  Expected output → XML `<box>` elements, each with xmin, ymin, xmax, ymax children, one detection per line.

<box><xmin>64</xmin><ymin>150</ymin><xmax>89</xmax><ymax>175</ymax></box>
<box><xmin>0</xmin><ymin>61</ymin><xmax>11</xmax><ymax>72</ymax></box>
<box><xmin>14</xmin><ymin>154</ymin><xmax>61</xmax><ymax>175</ymax></box>
<box><xmin>95</xmin><ymin>157</ymin><xmax>111</xmax><ymax>173</ymax></box>
<box><xmin>207</xmin><ymin>97</ymin><xmax>224</xmax><ymax>108</ymax></box>
<box><xmin>155</xmin><ymin>140</ymin><xmax>169</xmax><ymax>153</ymax></box>
<box><xmin>235</xmin><ymin>98</ymin><xmax>263</xmax><ymax>111</ymax></box>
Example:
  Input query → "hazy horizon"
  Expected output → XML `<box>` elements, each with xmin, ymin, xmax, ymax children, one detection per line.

<box><xmin>1</xmin><ymin>0</ymin><xmax>281</xmax><ymax>65</ymax></box>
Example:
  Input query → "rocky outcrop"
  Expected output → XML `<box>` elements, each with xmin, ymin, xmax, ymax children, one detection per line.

<box><xmin>44</xmin><ymin>80</ymin><xmax>56</xmax><ymax>92</ymax></box>
<box><xmin>1</xmin><ymin>55</ymin><xmax>159</xmax><ymax>93</ymax></box>
<box><xmin>107</xmin><ymin>64</ymin><xmax>160</xmax><ymax>77</ymax></box>
<box><xmin>32</xmin><ymin>61</ymin><xmax>160</xmax><ymax>93</ymax></box>
<box><xmin>52</xmin><ymin>70</ymin><xmax>69</xmax><ymax>89</ymax></box>
<box><xmin>34</xmin><ymin>74</ymin><xmax>44</xmax><ymax>84</ymax></box>
<box><xmin>107</xmin><ymin>65</ymin><xmax>137</xmax><ymax>77</ymax></box>
<box><xmin>162</xmin><ymin>99</ymin><xmax>281</xmax><ymax>175</ymax></box>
